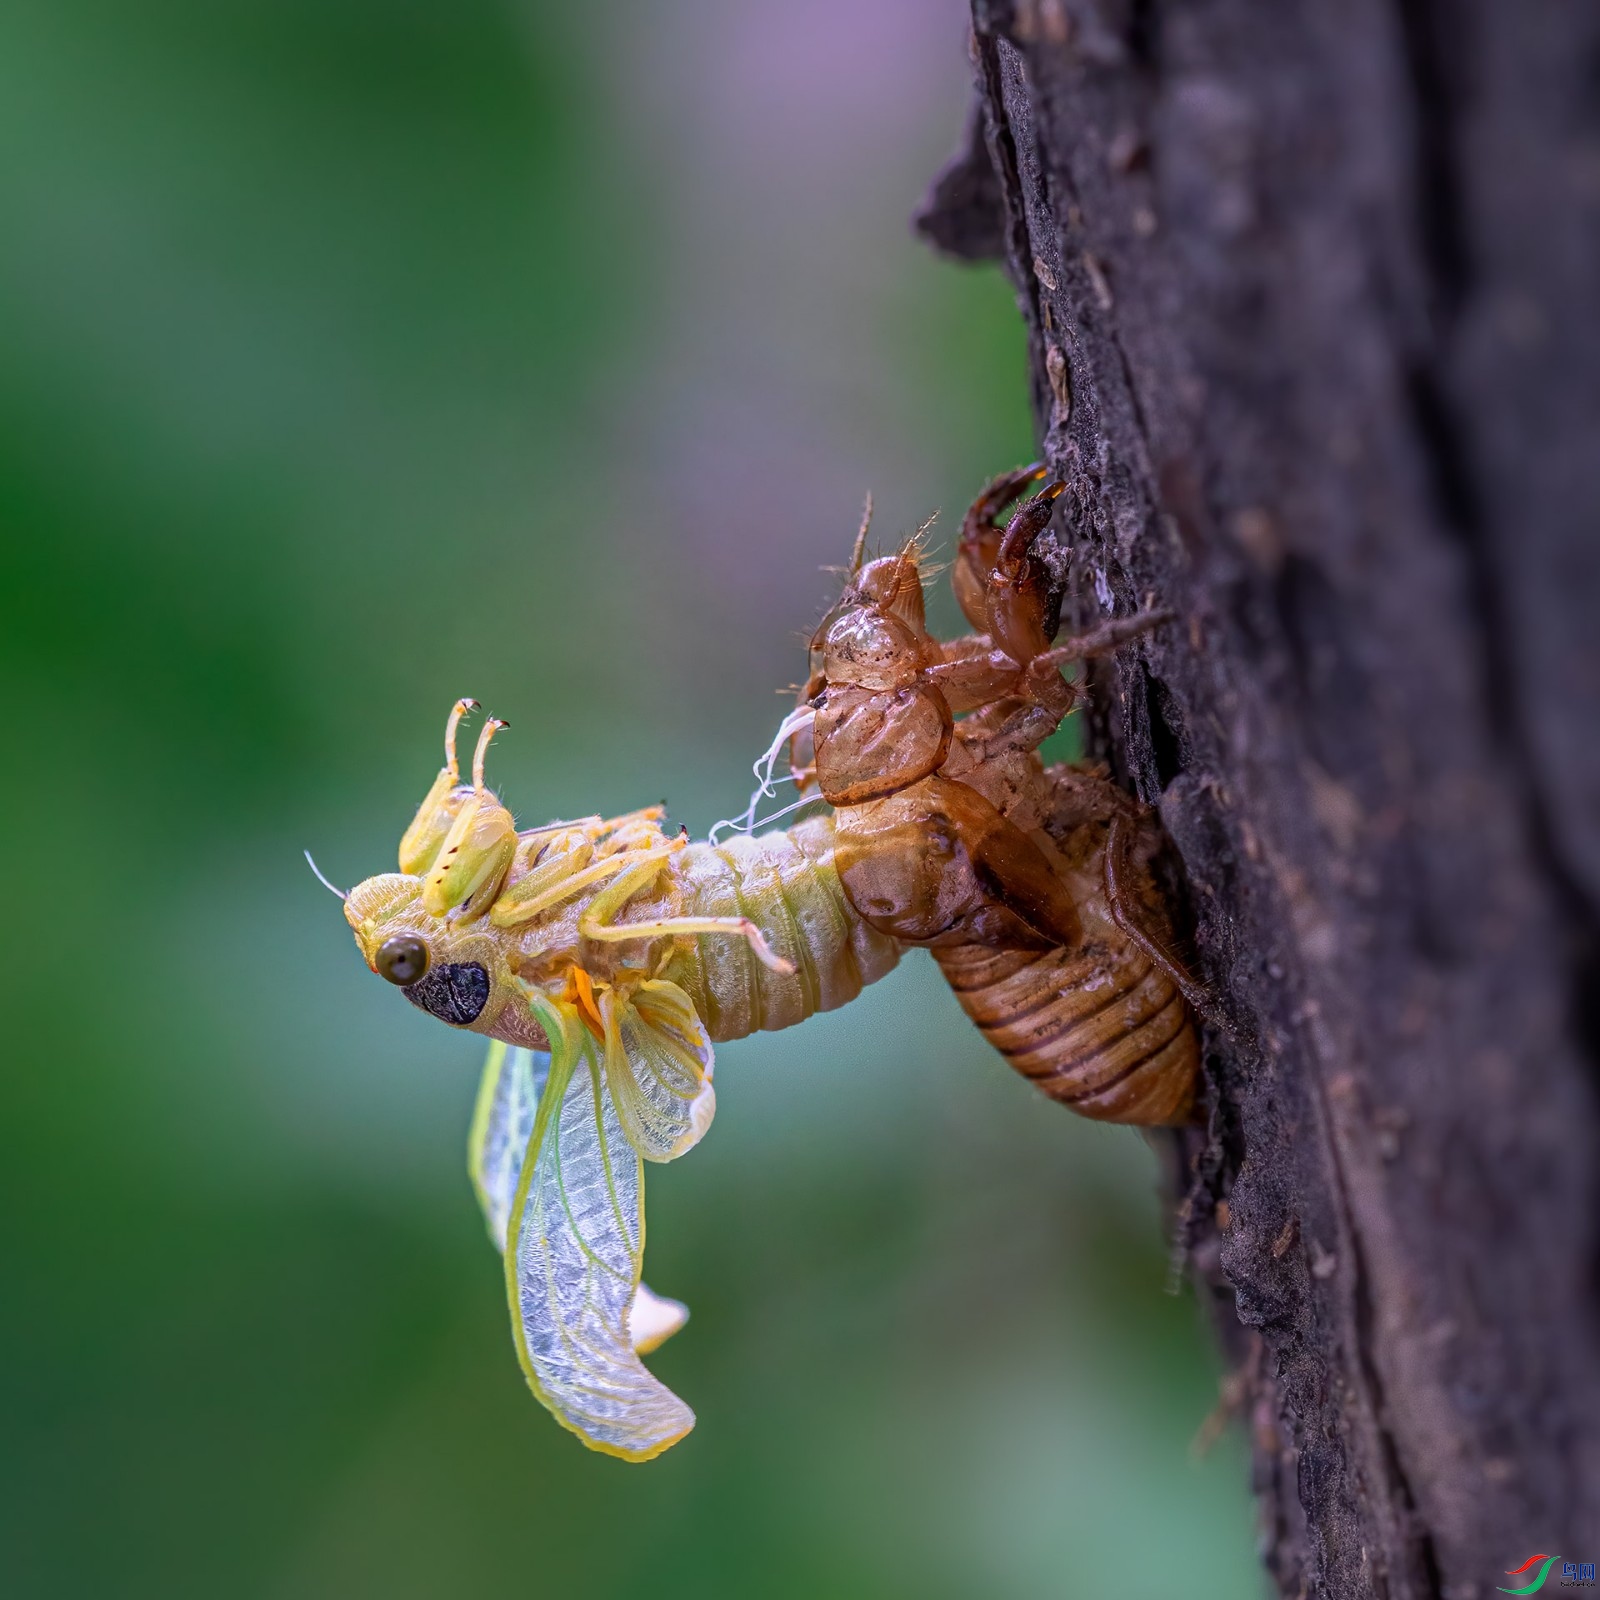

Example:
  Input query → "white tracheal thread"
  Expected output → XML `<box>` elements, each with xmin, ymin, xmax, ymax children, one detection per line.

<box><xmin>708</xmin><ymin>707</ymin><xmax>818</xmax><ymax>844</ymax></box>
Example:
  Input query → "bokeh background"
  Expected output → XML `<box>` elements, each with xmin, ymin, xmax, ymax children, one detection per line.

<box><xmin>0</xmin><ymin>2</ymin><xmax>1261</xmax><ymax>1595</ymax></box>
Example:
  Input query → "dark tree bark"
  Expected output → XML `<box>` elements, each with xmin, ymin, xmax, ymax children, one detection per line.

<box><xmin>917</xmin><ymin>4</ymin><xmax>1600</xmax><ymax>1596</ymax></box>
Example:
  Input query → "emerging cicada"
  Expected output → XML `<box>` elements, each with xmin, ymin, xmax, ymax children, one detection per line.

<box><xmin>325</xmin><ymin>466</ymin><xmax>1199</xmax><ymax>1461</ymax></box>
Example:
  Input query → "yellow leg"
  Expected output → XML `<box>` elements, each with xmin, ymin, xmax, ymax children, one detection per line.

<box><xmin>493</xmin><ymin>844</ymin><xmax>679</xmax><ymax>928</ymax></box>
<box><xmin>582</xmin><ymin>912</ymin><xmax>796</xmax><ymax>975</ymax></box>
<box><xmin>577</xmin><ymin>856</ymin><xmax>797</xmax><ymax>975</ymax></box>
<box><xmin>520</xmin><ymin>813</ymin><xmax>604</xmax><ymax>840</ymax></box>
<box><xmin>593</xmin><ymin>805</ymin><xmax>667</xmax><ymax>837</ymax></box>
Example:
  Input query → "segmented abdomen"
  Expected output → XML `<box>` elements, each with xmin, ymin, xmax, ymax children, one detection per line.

<box><xmin>933</xmin><ymin>933</ymin><xmax>1196</xmax><ymax>1125</ymax></box>
<box><xmin>665</xmin><ymin>816</ymin><xmax>901</xmax><ymax>1043</ymax></box>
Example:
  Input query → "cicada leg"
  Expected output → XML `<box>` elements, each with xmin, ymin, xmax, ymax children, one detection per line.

<box><xmin>493</xmin><ymin>842</ymin><xmax>677</xmax><ymax>928</ymax></box>
<box><xmin>944</xmin><ymin>461</ymin><xmax>1175</xmax><ymax>751</ymax></box>
<box><xmin>951</xmin><ymin>462</ymin><xmax>1049</xmax><ymax>631</ymax></box>
<box><xmin>944</xmin><ymin>606</ymin><xmax>1174</xmax><ymax>768</ymax></box>
<box><xmin>1032</xmin><ymin>607</ymin><xmax>1176</xmax><ymax>677</ymax></box>
<box><xmin>933</xmin><ymin>471</ymin><xmax>1082</xmax><ymax>755</ymax></box>
<box><xmin>582</xmin><ymin>907</ymin><xmax>797</xmax><ymax>976</ymax></box>
<box><xmin>1104</xmin><ymin>809</ymin><xmax>1210</xmax><ymax>1013</ymax></box>
<box><xmin>575</xmin><ymin>849</ymin><xmax>797</xmax><ymax>974</ymax></box>
<box><xmin>398</xmin><ymin>697</ymin><xmax>480</xmax><ymax>875</ymax></box>
<box><xmin>1030</xmin><ymin>762</ymin><xmax>1209</xmax><ymax>1014</ymax></box>
<box><xmin>949</xmin><ymin>466</ymin><xmax>1069</xmax><ymax>665</ymax></box>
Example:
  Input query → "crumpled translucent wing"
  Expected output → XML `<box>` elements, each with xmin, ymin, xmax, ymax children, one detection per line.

<box><xmin>468</xmin><ymin>1040</ymin><xmax>551</xmax><ymax>1250</ymax></box>
<box><xmin>598</xmin><ymin>978</ymin><xmax>717</xmax><ymax>1163</ymax></box>
<box><xmin>505</xmin><ymin>991</ymin><xmax>695</xmax><ymax>1461</ymax></box>
<box><xmin>468</xmin><ymin>1032</ymin><xmax>689</xmax><ymax>1359</ymax></box>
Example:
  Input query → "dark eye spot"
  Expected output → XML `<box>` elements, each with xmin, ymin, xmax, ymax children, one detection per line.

<box><xmin>376</xmin><ymin>934</ymin><xmax>429</xmax><ymax>986</ymax></box>
<box><xmin>404</xmin><ymin>961</ymin><xmax>490</xmax><ymax>1026</ymax></box>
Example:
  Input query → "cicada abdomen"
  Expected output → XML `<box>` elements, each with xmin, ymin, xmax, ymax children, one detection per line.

<box><xmin>660</xmin><ymin>817</ymin><xmax>901</xmax><ymax>1041</ymax></box>
<box><xmin>935</xmin><ymin>940</ymin><xmax>1196</xmax><ymax>1123</ymax></box>
<box><xmin>931</xmin><ymin>804</ymin><xmax>1197</xmax><ymax>1125</ymax></box>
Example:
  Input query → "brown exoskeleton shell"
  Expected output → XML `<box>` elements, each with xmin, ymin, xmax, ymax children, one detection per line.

<box><xmin>801</xmin><ymin>466</ymin><xmax>1199</xmax><ymax>1126</ymax></box>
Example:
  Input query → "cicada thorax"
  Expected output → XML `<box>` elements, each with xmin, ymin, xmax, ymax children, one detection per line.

<box><xmin>491</xmin><ymin>815</ymin><xmax>665</xmax><ymax>987</ymax></box>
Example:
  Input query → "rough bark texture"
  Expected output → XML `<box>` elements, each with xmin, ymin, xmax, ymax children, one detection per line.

<box><xmin>917</xmin><ymin>4</ymin><xmax>1600</xmax><ymax>1596</ymax></box>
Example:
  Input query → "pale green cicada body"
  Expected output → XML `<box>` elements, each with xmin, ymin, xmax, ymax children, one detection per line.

<box><xmin>333</xmin><ymin>700</ymin><xmax>899</xmax><ymax>1461</ymax></box>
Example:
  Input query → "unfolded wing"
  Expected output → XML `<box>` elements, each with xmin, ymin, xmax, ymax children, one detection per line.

<box><xmin>503</xmin><ymin>990</ymin><xmax>695</xmax><ymax>1461</ymax></box>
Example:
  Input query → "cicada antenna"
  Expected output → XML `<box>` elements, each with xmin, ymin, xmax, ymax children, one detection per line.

<box><xmin>907</xmin><ymin>509</ymin><xmax>939</xmax><ymax>553</ymax></box>
<box><xmin>303</xmin><ymin>849</ymin><xmax>348</xmax><ymax>900</ymax></box>
<box><xmin>850</xmin><ymin>491</ymin><xmax>873</xmax><ymax>575</ymax></box>
<box><xmin>472</xmin><ymin>716</ymin><xmax>510</xmax><ymax>793</ymax></box>
<box><xmin>445</xmin><ymin>697</ymin><xmax>480</xmax><ymax>782</ymax></box>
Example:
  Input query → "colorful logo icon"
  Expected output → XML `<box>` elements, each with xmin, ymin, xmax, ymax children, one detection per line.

<box><xmin>1499</xmin><ymin>1554</ymin><xmax>1597</xmax><ymax>1593</ymax></box>
<box><xmin>1500</xmin><ymin>1555</ymin><xmax>1557</xmax><ymax>1595</ymax></box>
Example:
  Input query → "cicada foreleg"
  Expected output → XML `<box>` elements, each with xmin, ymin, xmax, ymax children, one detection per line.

<box><xmin>951</xmin><ymin>461</ymin><xmax>1049</xmax><ymax>632</ymax></box>
<box><xmin>1104</xmin><ymin>808</ymin><xmax>1212</xmax><ymax>1016</ymax></box>
<box><xmin>922</xmin><ymin>470</ymin><xmax>1083</xmax><ymax>758</ymax></box>
<box><xmin>1032</xmin><ymin>761</ymin><xmax>1211</xmax><ymax>1017</ymax></box>
<box><xmin>948</xmin><ymin>465</ymin><xmax>1071</xmax><ymax>670</ymax></box>
<box><xmin>945</xmin><ymin>465</ymin><xmax>1174</xmax><ymax>730</ymax></box>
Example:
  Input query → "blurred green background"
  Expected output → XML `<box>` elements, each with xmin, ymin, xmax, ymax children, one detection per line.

<box><xmin>0</xmin><ymin>1</ymin><xmax>1260</xmax><ymax>1595</ymax></box>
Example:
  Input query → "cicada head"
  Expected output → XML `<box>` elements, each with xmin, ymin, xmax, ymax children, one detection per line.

<box><xmin>815</xmin><ymin>540</ymin><xmax>937</xmax><ymax>694</ymax></box>
<box><xmin>340</xmin><ymin>704</ymin><xmax>541</xmax><ymax>1047</ymax></box>
<box><xmin>342</xmin><ymin>870</ymin><xmax>546</xmax><ymax>1047</ymax></box>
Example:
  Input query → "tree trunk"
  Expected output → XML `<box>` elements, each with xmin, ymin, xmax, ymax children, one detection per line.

<box><xmin>917</xmin><ymin>4</ymin><xmax>1600</xmax><ymax>1596</ymax></box>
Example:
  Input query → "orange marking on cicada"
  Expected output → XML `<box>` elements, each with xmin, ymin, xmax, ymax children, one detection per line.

<box><xmin>564</xmin><ymin>965</ymin><xmax>608</xmax><ymax>1043</ymax></box>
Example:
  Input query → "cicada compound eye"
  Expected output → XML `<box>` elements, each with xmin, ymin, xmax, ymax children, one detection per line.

<box><xmin>375</xmin><ymin>933</ymin><xmax>430</xmax><ymax>986</ymax></box>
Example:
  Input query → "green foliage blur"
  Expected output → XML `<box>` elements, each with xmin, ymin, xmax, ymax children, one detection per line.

<box><xmin>0</xmin><ymin>2</ymin><xmax>1260</xmax><ymax>1595</ymax></box>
